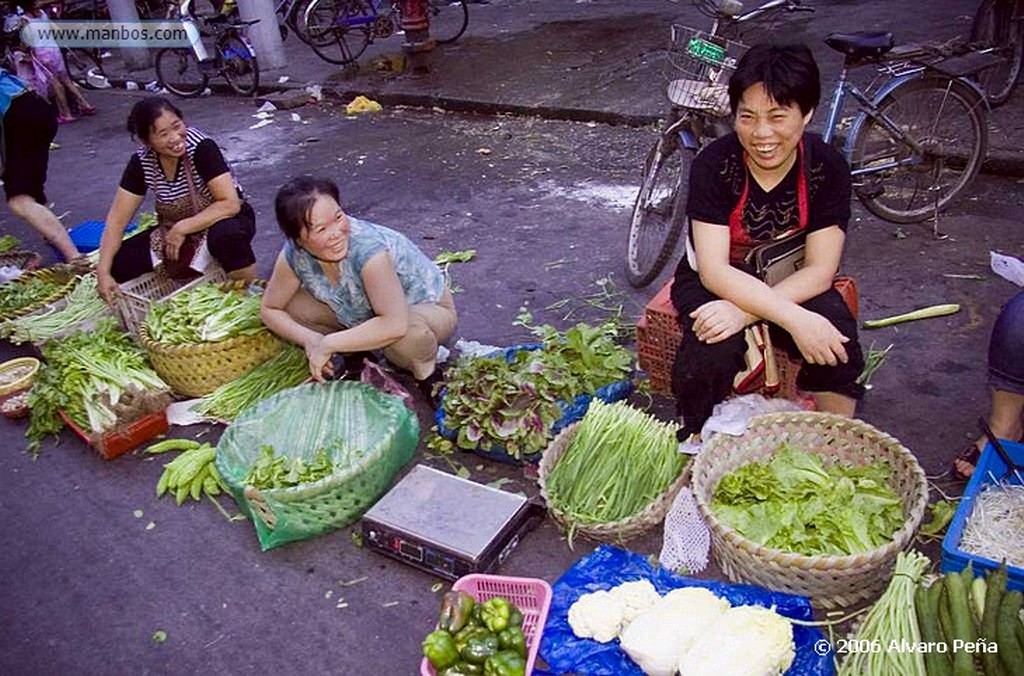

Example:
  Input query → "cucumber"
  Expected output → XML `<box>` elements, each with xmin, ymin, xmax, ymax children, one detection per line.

<box><xmin>982</xmin><ymin>566</ymin><xmax>1008</xmax><ymax>676</ymax></box>
<box><xmin>917</xmin><ymin>584</ymin><xmax>954</xmax><ymax>676</ymax></box>
<box><xmin>998</xmin><ymin>591</ymin><xmax>1024</xmax><ymax>675</ymax></box>
<box><xmin>945</xmin><ymin>573</ymin><xmax>979</xmax><ymax>676</ymax></box>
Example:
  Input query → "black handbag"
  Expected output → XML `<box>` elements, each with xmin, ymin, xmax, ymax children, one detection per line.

<box><xmin>745</xmin><ymin>229</ymin><xmax>806</xmax><ymax>286</ymax></box>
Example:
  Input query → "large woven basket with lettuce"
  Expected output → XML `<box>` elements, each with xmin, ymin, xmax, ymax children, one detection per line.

<box><xmin>215</xmin><ymin>380</ymin><xmax>419</xmax><ymax>551</ymax></box>
<box><xmin>691</xmin><ymin>411</ymin><xmax>928</xmax><ymax>609</ymax></box>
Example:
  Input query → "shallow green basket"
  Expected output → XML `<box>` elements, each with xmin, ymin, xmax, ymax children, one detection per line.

<box><xmin>215</xmin><ymin>380</ymin><xmax>419</xmax><ymax>551</ymax></box>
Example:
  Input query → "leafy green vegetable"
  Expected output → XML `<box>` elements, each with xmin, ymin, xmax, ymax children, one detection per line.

<box><xmin>0</xmin><ymin>275</ymin><xmax>66</xmax><ymax>315</ymax></box>
<box><xmin>433</xmin><ymin>321</ymin><xmax>633</xmax><ymax>460</ymax></box>
<box><xmin>711</xmin><ymin>444</ymin><xmax>904</xmax><ymax>556</ymax></box>
<box><xmin>194</xmin><ymin>344</ymin><xmax>308</xmax><ymax>421</ymax></box>
<box><xmin>145</xmin><ymin>282</ymin><xmax>265</xmax><ymax>344</ymax></box>
<box><xmin>0</xmin><ymin>234</ymin><xmax>20</xmax><ymax>253</ymax></box>
<box><xmin>244</xmin><ymin>444</ymin><xmax>337</xmax><ymax>489</ymax></box>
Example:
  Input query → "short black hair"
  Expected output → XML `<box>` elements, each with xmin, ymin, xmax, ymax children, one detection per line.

<box><xmin>274</xmin><ymin>176</ymin><xmax>340</xmax><ymax>241</ymax></box>
<box><xmin>126</xmin><ymin>96</ymin><xmax>184</xmax><ymax>143</ymax></box>
<box><xmin>728</xmin><ymin>43</ymin><xmax>820</xmax><ymax>116</ymax></box>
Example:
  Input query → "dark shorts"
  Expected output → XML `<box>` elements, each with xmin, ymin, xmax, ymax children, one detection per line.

<box><xmin>989</xmin><ymin>290</ymin><xmax>1024</xmax><ymax>395</ymax></box>
<box><xmin>2</xmin><ymin>91</ymin><xmax>58</xmax><ymax>204</ymax></box>
<box><xmin>110</xmin><ymin>201</ymin><xmax>257</xmax><ymax>282</ymax></box>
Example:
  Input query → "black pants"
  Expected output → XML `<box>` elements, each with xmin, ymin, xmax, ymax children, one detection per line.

<box><xmin>2</xmin><ymin>91</ymin><xmax>58</xmax><ymax>204</ymax></box>
<box><xmin>670</xmin><ymin>266</ymin><xmax>865</xmax><ymax>436</ymax></box>
<box><xmin>111</xmin><ymin>201</ymin><xmax>257</xmax><ymax>282</ymax></box>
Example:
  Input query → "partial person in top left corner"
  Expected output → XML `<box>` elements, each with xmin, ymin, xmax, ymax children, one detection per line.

<box><xmin>96</xmin><ymin>96</ymin><xmax>257</xmax><ymax>305</ymax></box>
<box><xmin>0</xmin><ymin>67</ymin><xmax>81</xmax><ymax>261</ymax></box>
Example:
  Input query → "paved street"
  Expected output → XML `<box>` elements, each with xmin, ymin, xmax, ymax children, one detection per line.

<box><xmin>1</xmin><ymin>1</ymin><xmax>1023</xmax><ymax>674</ymax></box>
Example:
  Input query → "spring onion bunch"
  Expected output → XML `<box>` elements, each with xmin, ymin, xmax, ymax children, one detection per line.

<box><xmin>194</xmin><ymin>344</ymin><xmax>309</xmax><ymax>421</ymax></box>
<box><xmin>545</xmin><ymin>399</ymin><xmax>685</xmax><ymax>546</ymax></box>
<box><xmin>0</xmin><ymin>274</ymin><xmax>107</xmax><ymax>344</ymax></box>
<box><xmin>145</xmin><ymin>282</ymin><xmax>265</xmax><ymax>344</ymax></box>
<box><xmin>26</xmin><ymin>318</ymin><xmax>170</xmax><ymax>454</ymax></box>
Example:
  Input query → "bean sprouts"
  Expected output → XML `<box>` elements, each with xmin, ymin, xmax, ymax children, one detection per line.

<box><xmin>960</xmin><ymin>482</ymin><xmax>1024</xmax><ymax>568</ymax></box>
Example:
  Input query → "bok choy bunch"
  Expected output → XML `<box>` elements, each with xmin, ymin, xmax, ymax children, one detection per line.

<box><xmin>26</xmin><ymin>318</ymin><xmax>170</xmax><ymax>455</ymax></box>
<box><xmin>144</xmin><ymin>282</ymin><xmax>266</xmax><ymax>345</ymax></box>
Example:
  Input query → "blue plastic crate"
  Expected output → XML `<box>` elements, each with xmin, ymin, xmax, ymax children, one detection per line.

<box><xmin>940</xmin><ymin>438</ymin><xmax>1024</xmax><ymax>590</ymax></box>
<box><xmin>69</xmin><ymin>220</ymin><xmax>139</xmax><ymax>254</ymax></box>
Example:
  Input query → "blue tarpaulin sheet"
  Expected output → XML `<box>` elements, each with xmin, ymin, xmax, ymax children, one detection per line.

<box><xmin>537</xmin><ymin>545</ymin><xmax>834</xmax><ymax>676</ymax></box>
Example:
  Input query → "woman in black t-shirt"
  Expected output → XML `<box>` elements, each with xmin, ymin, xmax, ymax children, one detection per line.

<box><xmin>96</xmin><ymin>97</ymin><xmax>256</xmax><ymax>303</ymax></box>
<box><xmin>670</xmin><ymin>43</ymin><xmax>865</xmax><ymax>440</ymax></box>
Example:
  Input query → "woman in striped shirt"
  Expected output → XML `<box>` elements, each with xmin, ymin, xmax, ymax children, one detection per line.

<box><xmin>96</xmin><ymin>96</ymin><xmax>256</xmax><ymax>303</ymax></box>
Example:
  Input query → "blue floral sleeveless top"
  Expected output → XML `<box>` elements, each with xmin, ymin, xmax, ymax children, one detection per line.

<box><xmin>283</xmin><ymin>217</ymin><xmax>445</xmax><ymax>327</ymax></box>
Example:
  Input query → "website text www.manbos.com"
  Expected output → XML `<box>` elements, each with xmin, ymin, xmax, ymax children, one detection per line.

<box><xmin>21</xmin><ymin>21</ymin><xmax>197</xmax><ymax>49</ymax></box>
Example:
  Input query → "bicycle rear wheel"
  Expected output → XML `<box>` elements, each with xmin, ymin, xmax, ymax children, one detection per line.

<box><xmin>62</xmin><ymin>48</ymin><xmax>105</xmax><ymax>89</ymax></box>
<box><xmin>970</xmin><ymin>0</ymin><xmax>1023</xmax><ymax>107</ymax></box>
<box><xmin>303</xmin><ymin>0</ymin><xmax>372</xmax><ymax>64</ymax></box>
<box><xmin>427</xmin><ymin>0</ymin><xmax>468</xmax><ymax>44</ymax></box>
<box><xmin>155</xmin><ymin>48</ymin><xmax>209</xmax><ymax>98</ymax></box>
<box><xmin>849</xmin><ymin>76</ymin><xmax>987</xmax><ymax>224</ymax></box>
<box><xmin>220</xmin><ymin>34</ymin><xmax>260</xmax><ymax>96</ymax></box>
<box><xmin>625</xmin><ymin>134</ymin><xmax>691</xmax><ymax>288</ymax></box>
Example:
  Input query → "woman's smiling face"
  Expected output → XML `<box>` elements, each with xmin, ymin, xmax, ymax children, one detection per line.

<box><xmin>147</xmin><ymin>109</ymin><xmax>188</xmax><ymax>159</ymax></box>
<box><xmin>734</xmin><ymin>82</ymin><xmax>813</xmax><ymax>175</ymax></box>
<box><xmin>299</xmin><ymin>194</ymin><xmax>351</xmax><ymax>262</ymax></box>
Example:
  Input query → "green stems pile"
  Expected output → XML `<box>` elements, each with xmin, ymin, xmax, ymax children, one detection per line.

<box><xmin>145</xmin><ymin>282</ymin><xmax>265</xmax><ymax>344</ymax></box>
<box><xmin>194</xmin><ymin>344</ymin><xmax>309</xmax><ymax>421</ymax></box>
<box><xmin>545</xmin><ymin>400</ymin><xmax>684</xmax><ymax>544</ymax></box>
<box><xmin>0</xmin><ymin>274</ymin><xmax>107</xmax><ymax>344</ymax></box>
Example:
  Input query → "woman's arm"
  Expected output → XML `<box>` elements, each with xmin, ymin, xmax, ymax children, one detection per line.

<box><xmin>691</xmin><ymin>219</ymin><xmax>849</xmax><ymax>365</ymax></box>
<box><xmin>261</xmin><ymin>251</ymin><xmax>322</xmax><ymax>348</ymax></box>
<box><xmin>164</xmin><ymin>172</ymin><xmax>241</xmax><ymax>261</ymax></box>
<box><xmin>95</xmin><ymin>188</ymin><xmax>145</xmax><ymax>303</ymax></box>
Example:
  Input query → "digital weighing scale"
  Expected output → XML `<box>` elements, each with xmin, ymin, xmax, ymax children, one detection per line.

<box><xmin>361</xmin><ymin>464</ymin><xmax>544</xmax><ymax>580</ymax></box>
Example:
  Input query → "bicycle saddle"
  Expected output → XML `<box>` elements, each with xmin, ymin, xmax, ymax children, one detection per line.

<box><xmin>824</xmin><ymin>31</ymin><xmax>894</xmax><ymax>60</ymax></box>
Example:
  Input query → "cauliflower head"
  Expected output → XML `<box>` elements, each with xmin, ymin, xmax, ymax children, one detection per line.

<box><xmin>608</xmin><ymin>579</ymin><xmax>662</xmax><ymax>624</ymax></box>
<box><xmin>567</xmin><ymin>589</ymin><xmax>626</xmax><ymax>643</ymax></box>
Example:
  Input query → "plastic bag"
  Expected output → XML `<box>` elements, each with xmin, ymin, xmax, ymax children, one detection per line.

<box><xmin>215</xmin><ymin>381</ymin><xmax>418</xmax><ymax>550</ymax></box>
<box><xmin>538</xmin><ymin>545</ymin><xmax>833</xmax><ymax>676</ymax></box>
<box><xmin>658</xmin><ymin>488</ymin><xmax>710</xmax><ymax>574</ymax></box>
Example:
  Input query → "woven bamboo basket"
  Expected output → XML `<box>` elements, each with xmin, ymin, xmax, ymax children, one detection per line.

<box><xmin>0</xmin><ymin>264</ymin><xmax>77</xmax><ymax>321</ymax></box>
<box><xmin>115</xmin><ymin>265</ymin><xmax>227</xmax><ymax>336</ymax></box>
<box><xmin>538</xmin><ymin>423</ymin><xmax>691</xmax><ymax>543</ymax></box>
<box><xmin>691</xmin><ymin>411</ymin><xmax>929</xmax><ymax>609</ymax></box>
<box><xmin>137</xmin><ymin>280</ymin><xmax>281</xmax><ymax>397</ymax></box>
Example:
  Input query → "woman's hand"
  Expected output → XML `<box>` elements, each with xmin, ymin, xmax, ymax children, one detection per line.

<box><xmin>96</xmin><ymin>270</ymin><xmax>120</xmax><ymax>306</ymax></box>
<box><xmin>690</xmin><ymin>300</ymin><xmax>754</xmax><ymax>343</ymax></box>
<box><xmin>164</xmin><ymin>221</ymin><xmax>188</xmax><ymax>261</ymax></box>
<box><xmin>304</xmin><ymin>334</ymin><xmax>333</xmax><ymax>382</ymax></box>
<box><xmin>787</xmin><ymin>309</ymin><xmax>850</xmax><ymax>366</ymax></box>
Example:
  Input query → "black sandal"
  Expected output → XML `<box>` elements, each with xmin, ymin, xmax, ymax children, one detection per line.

<box><xmin>951</xmin><ymin>443</ymin><xmax>981</xmax><ymax>482</ymax></box>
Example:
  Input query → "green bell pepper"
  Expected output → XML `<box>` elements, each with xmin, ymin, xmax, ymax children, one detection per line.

<box><xmin>439</xmin><ymin>590</ymin><xmax>477</xmax><ymax>633</ymax></box>
<box><xmin>507</xmin><ymin>608</ymin><xmax>523</xmax><ymax>628</ymax></box>
<box><xmin>479</xmin><ymin>597</ymin><xmax>512</xmax><ymax>633</ymax></box>
<box><xmin>483</xmin><ymin>650</ymin><xmax>527</xmax><ymax>676</ymax></box>
<box><xmin>496</xmin><ymin>626</ymin><xmax>526</xmax><ymax>657</ymax></box>
<box><xmin>439</xmin><ymin>662</ymin><xmax>484</xmax><ymax>676</ymax></box>
<box><xmin>422</xmin><ymin>630</ymin><xmax>460</xmax><ymax>670</ymax></box>
<box><xmin>460</xmin><ymin>633</ymin><xmax>500</xmax><ymax>664</ymax></box>
<box><xmin>453</xmin><ymin>625</ymin><xmax>490</xmax><ymax>652</ymax></box>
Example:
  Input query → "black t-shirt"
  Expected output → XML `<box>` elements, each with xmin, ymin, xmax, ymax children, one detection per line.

<box><xmin>686</xmin><ymin>132</ymin><xmax>852</xmax><ymax>259</ymax></box>
<box><xmin>119</xmin><ymin>137</ymin><xmax>231</xmax><ymax>197</ymax></box>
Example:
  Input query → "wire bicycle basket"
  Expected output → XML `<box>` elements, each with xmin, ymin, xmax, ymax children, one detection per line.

<box><xmin>665</xmin><ymin>24</ymin><xmax>748</xmax><ymax>116</ymax></box>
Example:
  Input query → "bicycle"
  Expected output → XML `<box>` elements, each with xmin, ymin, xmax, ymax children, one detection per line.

<box><xmin>299</xmin><ymin>0</ymin><xmax>468</xmax><ymax>66</ymax></box>
<box><xmin>969</xmin><ymin>0</ymin><xmax>1023</xmax><ymax>106</ymax></box>
<box><xmin>624</xmin><ymin>0</ymin><xmax>989</xmax><ymax>288</ymax></box>
<box><xmin>154</xmin><ymin>0</ymin><xmax>259</xmax><ymax>97</ymax></box>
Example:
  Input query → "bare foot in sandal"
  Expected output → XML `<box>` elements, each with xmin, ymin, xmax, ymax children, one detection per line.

<box><xmin>952</xmin><ymin>442</ymin><xmax>983</xmax><ymax>481</ymax></box>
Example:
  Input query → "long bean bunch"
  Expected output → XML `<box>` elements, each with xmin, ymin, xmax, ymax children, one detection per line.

<box><xmin>836</xmin><ymin>550</ymin><xmax>930</xmax><ymax>676</ymax></box>
<box><xmin>194</xmin><ymin>344</ymin><xmax>309</xmax><ymax>421</ymax></box>
<box><xmin>145</xmin><ymin>283</ymin><xmax>265</xmax><ymax>344</ymax></box>
<box><xmin>545</xmin><ymin>400</ymin><xmax>685</xmax><ymax>543</ymax></box>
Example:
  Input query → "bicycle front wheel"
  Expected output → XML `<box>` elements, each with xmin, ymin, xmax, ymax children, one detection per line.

<box><xmin>625</xmin><ymin>134</ymin><xmax>691</xmax><ymax>288</ymax></box>
<box><xmin>970</xmin><ymin>0</ymin><xmax>1023</xmax><ymax>107</ymax></box>
<box><xmin>220</xmin><ymin>35</ymin><xmax>260</xmax><ymax>96</ymax></box>
<box><xmin>154</xmin><ymin>48</ymin><xmax>208</xmax><ymax>98</ymax></box>
<box><xmin>62</xmin><ymin>48</ymin><xmax>105</xmax><ymax>89</ymax></box>
<box><xmin>303</xmin><ymin>0</ymin><xmax>372</xmax><ymax>64</ymax></box>
<box><xmin>849</xmin><ymin>76</ymin><xmax>988</xmax><ymax>224</ymax></box>
<box><xmin>427</xmin><ymin>0</ymin><xmax>468</xmax><ymax>45</ymax></box>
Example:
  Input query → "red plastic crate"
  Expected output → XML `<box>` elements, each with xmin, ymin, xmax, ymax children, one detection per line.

<box><xmin>60</xmin><ymin>409</ymin><xmax>169</xmax><ymax>460</ymax></box>
<box><xmin>637</xmin><ymin>276</ymin><xmax>858</xmax><ymax>397</ymax></box>
<box><xmin>420</xmin><ymin>574</ymin><xmax>553</xmax><ymax>676</ymax></box>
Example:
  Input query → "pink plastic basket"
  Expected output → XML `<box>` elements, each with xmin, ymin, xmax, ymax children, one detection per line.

<box><xmin>419</xmin><ymin>574</ymin><xmax>553</xmax><ymax>676</ymax></box>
